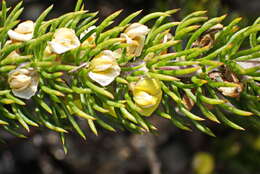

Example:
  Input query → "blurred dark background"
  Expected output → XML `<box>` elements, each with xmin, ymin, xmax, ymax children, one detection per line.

<box><xmin>0</xmin><ymin>0</ymin><xmax>260</xmax><ymax>174</ymax></box>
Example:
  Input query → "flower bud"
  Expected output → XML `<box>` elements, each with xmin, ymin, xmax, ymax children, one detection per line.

<box><xmin>130</xmin><ymin>77</ymin><xmax>162</xmax><ymax>116</ymax></box>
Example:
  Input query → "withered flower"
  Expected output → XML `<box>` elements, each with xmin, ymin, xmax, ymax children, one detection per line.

<box><xmin>192</xmin><ymin>24</ymin><xmax>223</xmax><ymax>48</ymax></box>
<box><xmin>209</xmin><ymin>67</ymin><xmax>243</xmax><ymax>98</ymax></box>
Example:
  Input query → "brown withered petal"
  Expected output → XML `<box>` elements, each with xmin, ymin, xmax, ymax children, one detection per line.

<box><xmin>208</xmin><ymin>67</ymin><xmax>243</xmax><ymax>98</ymax></box>
<box><xmin>208</xmin><ymin>71</ymin><xmax>224</xmax><ymax>82</ymax></box>
<box><xmin>182</xmin><ymin>94</ymin><xmax>195</xmax><ymax>111</ymax></box>
<box><xmin>205</xmin><ymin>24</ymin><xmax>224</xmax><ymax>35</ymax></box>
<box><xmin>192</xmin><ymin>24</ymin><xmax>223</xmax><ymax>48</ymax></box>
<box><xmin>218</xmin><ymin>85</ymin><xmax>243</xmax><ymax>98</ymax></box>
<box><xmin>224</xmin><ymin>68</ymin><xmax>240</xmax><ymax>83</ymax></box>
<box><xmin>204</xmin><ymin>103</ymin><xmax>214</xmax><ymax>110</ymax></box>
<box><xmin>192</xmin><ymin>34</ymin><xmax>214</xmax><ymax>48</ymax></box>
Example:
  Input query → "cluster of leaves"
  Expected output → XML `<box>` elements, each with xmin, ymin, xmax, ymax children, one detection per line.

<box><xmin>0</xmin><ymin>0</ymin><xmax>259</xmax><ymax>150</ymax></box>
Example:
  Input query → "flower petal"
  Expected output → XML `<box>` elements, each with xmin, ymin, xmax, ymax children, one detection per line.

<box><xmin>133</xmin><ymin>78</ymin><xmax>161</xmax><ymax>96</ymax></box>
<box><xmin>133</xmin><ymin>35</ymin><xmax>145</xmax><ymax>57</ymax></box>
<box><xmin>48</xmin><ymin>41</ymin><xmax>73</xmax><ymax>54</ymax></box>
<box><xmin>121</xmin><ymin>33</ymin><xmax>145</xmax><ymax>57</ymax></box>
<box><xmin>7</xmin><ymin>30</ymin><xmax>33</xmax><ymax>41</ymax></box>
<box><xmin>7</xmin><ymin>20</ymin><xmax>34</xmax><ymax>42</ymax></box>
<box><xmin>93</xmin><ymin>64</ymin><xmax>113</xmax><ymax>72</ymax></box>
<box><xmin>137</xmin><ymin>90</ymin><xmax>162</xmax><ymax>116</ymax></box>
<box><xmin>12</xmin><ymin>82</ymin><xmax>38</xmax><ymax>100</ymax></box>
<box><xmin>133</xmin><ymin>91</ymin><xmax>157</xmax><ymax>108</ymax></box>
<box><xmin>49</xmin><ymin>28</ymin><xmax>80</xmax><ymax>54</ymax></box>
<box><xmin>125</xmin><ymin>23</ymin><xmax>150</xmax><ymax>38</ymax></box>
<box><xmin>88</xmin><ymin>65</ymin><xmax>121</xmax><ymax>86</ymax></box>
<box><xmin>9</xmin><ymin>74</ymin><xmax>32</xmax><ymax>91</ymax></box>
<box><xmin>131</xmin><ymin>78</ymin><xmax>162</xmax><ymax>116</ymax></box>
<box><xmin>15</xmin><ymin>20</ymin><xmax>34</xmax><ymax>34</ymax></box>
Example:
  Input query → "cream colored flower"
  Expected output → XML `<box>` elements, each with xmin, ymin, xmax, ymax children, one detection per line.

<box><xmin>8</xmin><ymin>68</ymin><xmax>39</xmax><ymax>99</ymax></box>
<box><xmin>88</xmin><ymin>50</ymin><xmax>121</xmax><ymax>86</ymax></box>
<box><xmin>8</xmin><ymin>20</ymin><xmax>34</xmax><ymax>42</ymax></box>
<box><xmin>121</xmin><ymin>23</ymin><xmax>149</xmax><ymax>57</ymax></box>
<box><xmin>48</xmin><ymin>28</ymin><xmax>80</xmax><ymax>54</ymax></box>
<box><xmin>130</xmin><ymin>78</ymin><xmax>162</xmax><ymax>116</ymax></box>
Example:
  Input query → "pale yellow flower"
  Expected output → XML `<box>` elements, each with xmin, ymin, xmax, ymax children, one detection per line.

<box><xmin>121</xmin><ymin>23</ymin><xmax>149</xmax><ymax>57</ymax></box>
<box><xmin>88</xmin><ymin>50</ymin><xmax>121</xmax><ymax>86</ymax></box>
<box><xmin>48</xmin><ymin>28</ymin><xmax>80</xmax><ymax>54</ymax></box>
<box><xmin>130</xmin><ymin>78</ymin><xmax>162</xmax><ymax>116</ymax></box>
<box><xmin>8</xmin><ymin>68</ymin><xmax>39</xmax><ymax>99</ymax></box>
<box><xmin>8</xmin><ymin>20</ymin><xmax>34</xmax><ymax>42</ymax></box>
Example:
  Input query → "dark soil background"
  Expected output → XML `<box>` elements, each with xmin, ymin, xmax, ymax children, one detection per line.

<box><xmin>0</xmin><ymin>0</ymin><xmax>260</xmax><ymax>174</ymax></box>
